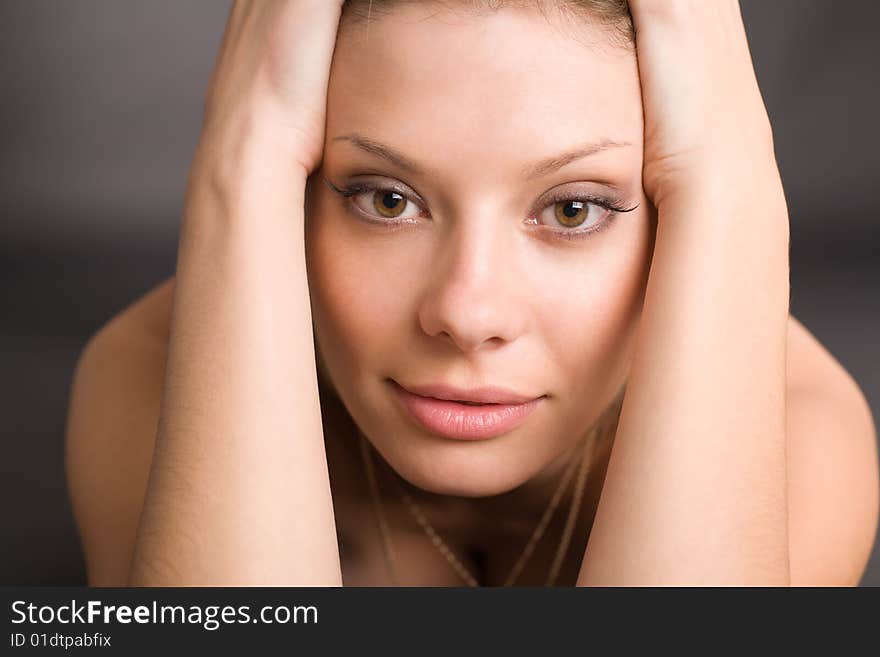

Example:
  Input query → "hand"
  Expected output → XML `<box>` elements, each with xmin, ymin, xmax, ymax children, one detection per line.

<box><xmin>628</xmin><ymin>0</ymin><xmax>780</xmax><ymax>209</ymax></box>
<box><xmin>199</xmin><ymin>0</ymin><xmax>346</xmax><ymax>177</ymax></box>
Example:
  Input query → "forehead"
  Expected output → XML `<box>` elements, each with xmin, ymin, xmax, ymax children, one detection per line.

<box><xmin>327</xmin><ymin>5</ymin><xmax>643</xmax><ymax>179</ymax></box>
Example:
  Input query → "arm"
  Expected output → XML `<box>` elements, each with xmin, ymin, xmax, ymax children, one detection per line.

<box><xmin>128</xmin><ymin>0</ymin><xmax>345</xmax><ymax>586</ymax></box>
<box><xmin>577</xmin><ymin>0</ymin><xmax>791</xmax><ymax>585</ymax></box>
<box><xmin>130</xmin><ymin>159</ymin><xmax>341</xmax><ymax>586</ymax></box>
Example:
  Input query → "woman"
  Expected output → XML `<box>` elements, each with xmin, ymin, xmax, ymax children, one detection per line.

<box><xmin>64</xmin><ymin>0</ymin><xmax>878</xmax><ymax>586</ymax></box>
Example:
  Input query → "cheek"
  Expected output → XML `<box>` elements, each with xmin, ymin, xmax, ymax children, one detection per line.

<box><xmin>541</xmin><ymin>210</ymin><xmax>653</xmax><ymax>400</ymax></box>
<box><xmin>306</xmin><ymin>201</ymin><xmax>416</xmax><ymax>374</ymax></box>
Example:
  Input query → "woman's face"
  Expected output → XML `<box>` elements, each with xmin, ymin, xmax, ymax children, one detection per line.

<box><xmin>305</xmin><ymin>3</ymin><xmax>654</xmax><ymax>499</ymax></box>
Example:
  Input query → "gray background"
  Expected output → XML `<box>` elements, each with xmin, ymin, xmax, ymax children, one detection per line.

<box><xmin>1</xmin><ymin>0</ymin><xmax>877</xmax><ymax>585</ymax></box>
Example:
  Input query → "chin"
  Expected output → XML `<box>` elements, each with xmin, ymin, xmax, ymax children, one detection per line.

<box><xmin>405</xmin><ymin>473</ymin><xmax>513</xmax><ymax>499</ymax></box>
<box><xmin>377</xmin><ymin>437</ymin><xmax>537</xmax><ymax>499</ymax></box>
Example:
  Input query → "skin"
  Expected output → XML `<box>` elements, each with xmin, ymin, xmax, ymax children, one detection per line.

<box><xmin>63</xmin><ymin>0</ymin><xmax>879</xmax><ymax>586</ymax></box>
<box><xmin>306</xmin><ymin>4</ymin><xmax>653</xmax><ymax>520</ymax></box>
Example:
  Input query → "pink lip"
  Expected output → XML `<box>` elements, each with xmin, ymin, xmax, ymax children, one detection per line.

<box><xmin>390</xmin><ymin>379</ymin><xmax>545</xmax><ymax>440</ymax></box>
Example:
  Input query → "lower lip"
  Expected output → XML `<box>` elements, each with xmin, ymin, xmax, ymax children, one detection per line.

<box><xmin>390</xmin><ymin>380</ymin><xmax>544</xmax><ymax>440</ymax></box>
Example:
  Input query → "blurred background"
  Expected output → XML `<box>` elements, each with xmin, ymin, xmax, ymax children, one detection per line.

<box><xmin>1</xmin><ymin>0</ymin><xmax>878</xmax><ymax>585</ymax></box>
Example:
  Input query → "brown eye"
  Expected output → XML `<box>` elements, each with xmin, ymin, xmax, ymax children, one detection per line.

<box><xmin>554</xmin><ymin>200</ymin><xmax>589</xmax><ymax>227</ymax></box>
<box><xmin>372</xmin><ymin>190</ymin><xmax>408</xmax><ymax>218</ymax></box>
<box><xmin>343</xmin><ymin>183</ymin><xmax>423</xmax><ymax>223</ymax></box>
<box><xmin>539</xmin><ymin>198</ymin><xmax>610</xmax><ymax>232</ymax></box>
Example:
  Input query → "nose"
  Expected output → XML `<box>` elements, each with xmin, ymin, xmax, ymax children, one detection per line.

<box><xmin>417</xmin><ymin>215</ymin><xmax>528</xmax><ymax>353</ymax></box>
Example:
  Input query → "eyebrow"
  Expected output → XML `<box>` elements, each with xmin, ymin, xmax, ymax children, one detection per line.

<box><xmin>332</xmin><ymin>132</ymin><xmax>632</xmax><ymax>180</ymax></box>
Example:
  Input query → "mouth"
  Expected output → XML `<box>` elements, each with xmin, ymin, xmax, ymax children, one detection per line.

<box><xmin>391</xmin><ymin>379</ymin><xmax>544</xmax><ymax>405</ymax></box>
<box><xmin>388</xmin><ymin>379</ymin><xmax>545</xmax><ymax>440</ymax></box>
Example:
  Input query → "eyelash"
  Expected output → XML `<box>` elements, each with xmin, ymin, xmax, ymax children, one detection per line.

<box><xmin>324</xmin><ymin>179</ymin><xmax>639</xmax><ymax>242</ymax></box>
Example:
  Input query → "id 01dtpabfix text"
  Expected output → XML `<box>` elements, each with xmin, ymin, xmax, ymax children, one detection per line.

<box><xmin>11</xmin><ymin>632</ymin><xmax>111</xmax><ymax>649</ymax></box>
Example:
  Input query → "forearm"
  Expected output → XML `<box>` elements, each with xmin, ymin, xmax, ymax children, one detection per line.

<box><xmin>577</xmin><ymin>170</ymin><xmax>791</xmax><ymax>585</ymax></box>
<box><xmin>129</xmin><ymin>126</ymin><xmax>342</xmax><ymax>586</ymax></box>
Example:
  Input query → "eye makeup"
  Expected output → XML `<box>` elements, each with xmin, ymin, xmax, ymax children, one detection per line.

<box><xmin>322</xmin><ymin>176</ymin><xmax>639</xmax><ymax>242</ymax></box>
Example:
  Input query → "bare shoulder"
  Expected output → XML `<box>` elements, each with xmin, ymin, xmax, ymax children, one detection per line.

<box><xmin>786</xmin><ymin>314</ymin><xmax>864</xmax><ymax>398</ymax></box>
<box><xmin>784</xmin><ymin>314</ymin><xmax>879</xmax><ymax>585</ymax></box>
<box><xmin>65</xmin><ymin>276</ymin><xmax>176</xmax><ymax>586</ymax></box>
<box><xmin>106</xmin><ymin>275</ymin><xmax>176</xmax><ymax>345</ymax></box>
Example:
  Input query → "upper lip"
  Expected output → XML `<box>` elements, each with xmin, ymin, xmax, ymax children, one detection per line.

<box><xmin>393</xmin><ymin>380</ymin><xmax>544</xmax><ymax>405</ymax></box>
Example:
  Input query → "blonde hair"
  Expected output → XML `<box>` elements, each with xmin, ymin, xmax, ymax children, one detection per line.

<box><xmin>341</xmin><ymin>0</ymin><xmax>634</xmax><ymax>49</ymax></box>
